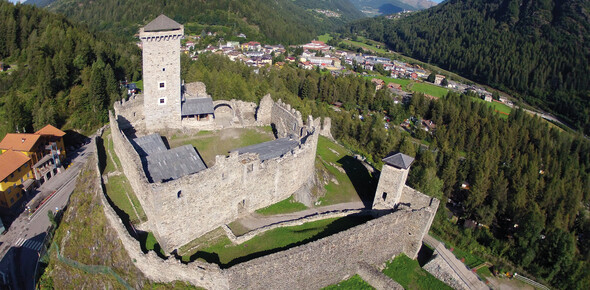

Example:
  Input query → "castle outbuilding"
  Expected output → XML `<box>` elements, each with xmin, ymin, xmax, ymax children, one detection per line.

<box><xmin>372</xmin><ymin>152</ymin><xmax>414</xmax><ymax>210</ymax></box>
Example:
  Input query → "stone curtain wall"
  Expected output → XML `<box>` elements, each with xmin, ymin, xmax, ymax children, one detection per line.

<box><xmin>94</xmin><ymin>134</ymin><xmax>229</xmax><ymax>289</ymax></box>
<box><xmin>110</xmin><ymin>102</ymin><xmax>319</xmax><ymax>252</ymax></box>
<box><xmin>271</xmin><ymin>99</ymin><xmax>304</xmax><ymax>137</ymax></box>
<box><xmin>227</xmin><ymin>205</ymin><xmax>438</xmax><ymax>289</ymax></box>
<box><xmin>99</xmin><ymin>125</ymin><xmax>440</xmax><ymax>289</ymax></box>
<box><xmin>113</xmin><ymin>94</ymin><xmax>145</xmax><ymax>130</ymax></box>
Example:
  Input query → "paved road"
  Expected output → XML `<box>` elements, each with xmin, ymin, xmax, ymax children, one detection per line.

<box><xmin>423</xmin><ymin>235</ymin><xmax>488</xmax><ymax>290</ymax></box>
<box><xmin>0</xmin><ymin>137</ymin><xmax>95</xmax><ymax>289</ymax></box>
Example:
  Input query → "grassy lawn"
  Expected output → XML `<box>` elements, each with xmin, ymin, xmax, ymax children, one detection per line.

<box><xmin>318</xmin><ymin>33</ymin><xmax>333</xmax><ymax>43</ymax></box>
<box><xmin>178</xmin><ymin>227</ymin><xmax>227</xmax><ymax>257</ymax></box>
<box><xmin>167</xmin><ymin>127</ymin><xmax>274</xmax><ymax>166</ymax></box>
<box><xmin>411</xmin><ymin>82</ymin><xmax>449</xmax><ymax>98</ymax></box>
<box><xmin>132</xmin><ymin>79</ymin><xmax>143</xmax><ymax>91</ymax></box>
<box><xmin>323</xmin><ymin>274</ymin><xmax>375</xmax><ymax>290</ymax></box>
<box><xmin>472</xmin><ymin>97</ymin><xmax>512</xmax><ymax>119</ymax></box>
<box><xmin>182</xmin><ymin>215</ymin><xmax>372</xmax><ymax>266</ymax></box>
<box><xmin>255</xmin><ymin>195</ymin><xmax>307</xmax><ymax>215</ymax></box>
<box><xmin>383</xmin><ymin>254</ymin><xmax>453</xmax><ymax>290</ymax></box>
<box><xmin>102</xmin><ymin>129</ymin><xmax>146</xmax><ymax>224</ymax></box>
<box><xmin>104</xmin><ymin>175</ymin><xmax>146</xmax><ymax>224</ymax></box>
<box><xmin>446</xmin><ymin>245</ymin><xmax>486</xmax><ymax>269</ymax></box>
<box><xmin>342</xmin><ymin>37</ymin><xmax>387</xmax><ymax>54</ymax></box>
<box><xmin>316</xmin><ymin>136</ymin><xmax>375</xmax><ymax>206</ymax></box>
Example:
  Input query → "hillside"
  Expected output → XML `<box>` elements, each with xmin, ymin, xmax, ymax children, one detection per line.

<box><xmin>38</xmin><ymin>0</ymin><xmax>364</xmax><ymax>44</ymax></box>
<box><xmin>349</xmin><ymin>0</ymin><xmax>437</xmax><ymax>15</ymax></box>
<box><xmin>0</xmin><ymin>1</ymin><xmax>141</xmax><ymax>137</ymax></box>
<box><xmin>345</xmin><ymin>0</ymin><xmax>590</xmax><ymax>134</ymax></box>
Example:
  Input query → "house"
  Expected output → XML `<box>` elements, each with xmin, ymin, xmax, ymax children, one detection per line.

<box><xmin>302</xmin><ymin>40</ymin><xmax>330</xmax><ymax>51</ymax></box>
<box><xmin>421</xmin><ymin>119</ymin><xmax>436</xmax><ymax>132</ymax></box>
<box><xmin>0</xmin><ymin>150</ymin><xmax>34</xmax><ymax>209</ymax></box>
<box><xmin>35</xmin><ymin>124</ymin><xmax>67</xmax><ymax>163</ymax></box>
<box><xmin>241</xmin><ymin>41</ymin><xmax>261</xmax><ymax>51</ymax></box>
<box><xmin>0</xmin><ymin>133</ymin><xmax>44</xmax><ymax>164</ymax></box>
<box><xmin>388</xmin><ymin>83</ymin><xmax>402</xmax><ymax>91</ymax></box>
<box><xmin>298</xmin><ymin>61</ymin><xmax>313</xmax><ymax>70</ymax></box>
<box><xmin>484</xmin><ymin>95</ymin><xmax>493</xmax><ymax>102</ymax></box>
<box><xmin>371</xmin><ymin>78</ymin><xmax>385</xmax><ymax>90</ymax></box>
<box><xmin>434</xmin><ymin>74</ymin><xmax>445</xmax><ymax>85</ymax></box>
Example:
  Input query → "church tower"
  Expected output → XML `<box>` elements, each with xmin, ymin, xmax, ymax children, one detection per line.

<box><xmin>140</xmin><ymin>15</ymin><xmax>184</xmax><ymax>130</ymax></box>
<box><xmin>372</xmin><ymin>152</ymin><xmax>414</xmax><ymax>210</ymax></box>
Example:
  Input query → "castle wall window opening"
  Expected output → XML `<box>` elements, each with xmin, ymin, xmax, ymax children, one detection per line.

<box><xmin>159</xmin><ymin>81</ymin><xmax>166</xmax><ymax>89</ymax></box>
<box><xmin>159</xmin><ymin>97</ymin><xmax>166</xmax><ymax>105</ymax></box>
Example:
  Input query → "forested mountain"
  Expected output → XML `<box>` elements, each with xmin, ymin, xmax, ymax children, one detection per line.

<box><xmin>183</xmin><ymin>53</ymin><xmax>589</xmax><ymax>288</ymax></box>
<box><xmin>344</xmin><ymin>0</ymin><xmax>590</xmax><ymax>134</ymax></box>
<box><xmin>38</xmin><ymin>0</ymin><xmax>364</xmax><ymax>44</ymax></box>
<box><xmin>349</xmin><ymin>0</ymin><xmax>437</xmax><ymax>15</ymax></box>
<box><xmin>0</xmin><ymin>0</ymin><xmax>141</xmax><ymax>136</ymax></box>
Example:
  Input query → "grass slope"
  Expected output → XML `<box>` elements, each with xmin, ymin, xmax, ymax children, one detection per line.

<box><xmin>38</xmin><ymin>152</ymin><xmax>190</xmax><ymax>288</ymax></box>
<box><xmin>383</xmin><ymin>254</ymin><xmax>453</xmax><ymax>290</ymax></box>
<box><xmin>255</xmin><ymin>195</ymin><xmax>307</xmax><ymax>215</ymax></box>
<box><xmin>323</xmin><ymin>274</ymin><xmax>375</xmax><ymax>289</ymax></box>
<box><xmin>182</xmin><ymin>215</ymin><xmax>372</xmax><ymax>267</ymax></box>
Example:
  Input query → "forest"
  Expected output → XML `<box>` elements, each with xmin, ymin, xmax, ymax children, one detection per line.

<box><xmin>182</xmin><ymin>53</ymin><xmax>589</xmax><ymax>289</ymax></box>
<box><xmin>0</xmin><ymin>1</ymin><xmax>141</xmax><ymax>136</ymax></box>
<box><xmin>343</xmin><ymin>0</ymin><xmax>590</xmax><ymax>135</ymax></box>
<box><xmin>43</xmin><ymin>0</ymin><xmax>364</xmax><ymax>44</ymax></box>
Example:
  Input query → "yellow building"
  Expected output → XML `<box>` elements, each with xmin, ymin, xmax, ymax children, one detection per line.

<box><xmin>0</xmin><ymin>150</ymin><xmax>34</xmax><ymax>209</ymax></box>
<box><xmin>0</xmin><ymin>133</ymin><xmax>43</xmax><ymax>164</ymax></box>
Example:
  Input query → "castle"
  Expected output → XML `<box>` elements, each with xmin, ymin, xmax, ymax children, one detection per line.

<box><xmin>104</xmin><ymin>15</ymin><xmax>440</xmax><ymax>288</ymax></box>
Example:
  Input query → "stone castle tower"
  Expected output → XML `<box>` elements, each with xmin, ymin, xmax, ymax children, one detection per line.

<box><xmin>139</xmin><ymin>15</ymin><xmax>184</xmax><ymax>130</ymax></box>
<box><xmin>372</xmin><ymin>153</ymin><xmax>414</xmax><ymax>210</ymax></box>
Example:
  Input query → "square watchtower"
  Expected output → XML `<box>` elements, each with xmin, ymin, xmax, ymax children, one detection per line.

<box><xmin>140</xmin><ymin>15</ymin><xmax>184</xmax><ymax>130</ymax></box>
<box><xmin>372</xmin><ymin>152</ymin><xmax>414</xmax><ymax>210</ymax></box>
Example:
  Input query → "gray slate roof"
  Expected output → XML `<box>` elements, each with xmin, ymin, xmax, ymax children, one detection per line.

<box><xmin>232</xmin><ymin>138</ymin><xmax>299</xmax><ymax>161</ymax></box>
<box><xmin>146</xmin><ymin>145</ymin><xmax>207</xmax><ymax>183</ymax></box>
<box><xmin>133</xmin><ymin>134</ymin><xmax>167</xmax><ymax>157</ymax></box>
<box><xmin>181</xmin><ymin>97</ymin><xmax>214</xmax><ymax>116</ymax></box>
<box><xmin>143</xmin><ymin>14</ymin><xmax>182</xmax><ymax>32</ymax></box>
<box><xmin>133</xmin><ymin>133</ymin><xmax>206</xmax><ymax>183</ymax></box>
<box><xmin>382</xmin><ymin>153</ymin><xmax>414</xmax><ymax>169</ymax></box>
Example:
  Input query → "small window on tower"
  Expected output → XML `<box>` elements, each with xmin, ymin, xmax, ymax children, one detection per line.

<box><xmin>162</xmin><ymin>68</ymin><xmax>166</xmax><ymax>71</ymax></box>
<box><xmin>159</xmin><ymin>82</ymin><xmax>165</xmax><ymax>89</ymax></box>
<box><xmin>159</xmin><ymin>98</ymin><xmax>166</xmax><ymax>105</ymax></box>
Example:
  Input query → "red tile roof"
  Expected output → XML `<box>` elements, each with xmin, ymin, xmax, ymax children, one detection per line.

<box><xmin>0</xmin><ymin>150</ymin><xmax>30</xmax><ymax>181</ymax></box>
<box><xmin>0</xmin><ymin>133</ymin><xmax>42</xmax><ymax>152</ymax></box>
<box><xmin>35</xmin><ymin>124</ymin><xmax>66</xmax><ymax>137</ymax></box>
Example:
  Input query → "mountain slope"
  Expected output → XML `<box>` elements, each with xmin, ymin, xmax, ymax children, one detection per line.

<box><xmin>349</xmin><ymin>0</ymin><xmax>437</xmax><ymax>15</ymax></box>
<box><xmin>39</xmin><ymin>0</ymin><xmax>364</xmax><ymax>44</ymax></box>
<box><xmin>0</xmin><ymin>1</ymin><xmax>141</xmax><ymax>136</ymax></box>
<box><xmin>346</xmin><ymin>0</ymin><xmax>590</xmax><ymax>134</ymax></box>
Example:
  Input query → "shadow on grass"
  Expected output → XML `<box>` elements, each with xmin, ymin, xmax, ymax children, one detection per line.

<box><xmin>183</xmin><ymin>213</ymin><xmax>374</xmax><ymax>268</ymax></box>
<box><xmin>337</xmin><ymin>155</ymin><xmax>377</xmax><ymax>207</ymax></box>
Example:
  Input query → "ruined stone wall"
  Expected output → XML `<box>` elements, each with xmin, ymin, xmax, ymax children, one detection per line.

<box><xmin>226</xmin><ymin>204</ymin><xmax>438</xmax><ymax>289</ymax></box>
<box><xmin>113</xmin><ymin>95</ymin><xmax>145</xmax><ymax>130</ymax></box>
<box><xmin>256</xmin><ymin>94</ymin><xmax>273</xmax><ymax>125</ymax></box>
<box><xmin>271</xmin><ymin>99</ymin><xmax>304</xmax><ymax>138</ymax></box>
